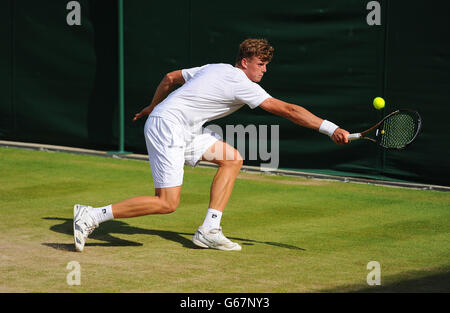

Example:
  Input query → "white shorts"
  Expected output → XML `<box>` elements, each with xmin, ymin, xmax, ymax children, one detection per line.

<box><xmin>144</xmin><ymin>116</ymin><xmax>220</xmax><ymax>188</ymax></box>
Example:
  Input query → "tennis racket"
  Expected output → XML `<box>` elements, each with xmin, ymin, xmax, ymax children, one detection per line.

<box><xmin>347</xmin><ymin>109</ymin><xmax>422</xmax><ymax>150</ymax></box>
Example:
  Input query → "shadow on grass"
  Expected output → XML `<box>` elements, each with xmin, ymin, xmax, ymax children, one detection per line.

<box><xmin>42</xmin><ymin>217</ymin><xmax>305</xmax><ymax>252</ymax></box>
<box><xmin>323</xmin><ymin>270</ymin><xmax>450</xmax><ymax>293</ymax></box>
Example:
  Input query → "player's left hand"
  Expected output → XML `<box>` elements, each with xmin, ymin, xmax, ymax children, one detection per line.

<box><xmin>331</xmin><ymin>128</ymin><xmax>350</xmax><ymax>145</ymax></box>
<box><xmin>132</xmin><ymin>106</ymin><xmax>152</xmax><ymax>122</ymax></box>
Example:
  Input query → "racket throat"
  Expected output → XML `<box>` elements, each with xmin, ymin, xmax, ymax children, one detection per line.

<box><xmin>363</xmin><ymin>137</ymin><xmax>377</xmax><ymax>143</ymax></box>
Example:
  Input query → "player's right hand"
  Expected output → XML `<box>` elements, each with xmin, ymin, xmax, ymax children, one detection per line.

<box><xmin>332</xmin><ymin>128</ymin><xmax>350</xmax><ymax>145</ymax></box>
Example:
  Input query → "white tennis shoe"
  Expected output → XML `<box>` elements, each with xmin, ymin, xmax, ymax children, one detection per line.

<box><xmin>73</xmin><ymin>204</ymin><xmax>98</xmax><ymax>252</ymax></box>
<box><xmin>192</xmin><ymin>226</ymin><xmax>242</xmax><ymax>251</ymax></box>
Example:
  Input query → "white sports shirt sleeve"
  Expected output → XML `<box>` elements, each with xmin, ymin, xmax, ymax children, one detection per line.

<box><xmin>182</xmin><ymin>65</ymin><xmax>208</xmax><ymax>82</ymax></box>
<box><xmin>233</xmin><ymin>76</ymin><xmax>271</xmax><ymax>109</ymax></box>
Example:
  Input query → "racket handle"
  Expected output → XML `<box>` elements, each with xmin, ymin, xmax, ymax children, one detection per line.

<box><xmin>347</xmin><ymin>133</ymin><xmax>361</xmax><ymax>141</ymax></box>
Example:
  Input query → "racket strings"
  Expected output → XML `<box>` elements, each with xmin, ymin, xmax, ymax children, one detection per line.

<box><xmin>380</xmin><ymin>113</ymin><xmax>418</xmax><ymax>149</ymax></box>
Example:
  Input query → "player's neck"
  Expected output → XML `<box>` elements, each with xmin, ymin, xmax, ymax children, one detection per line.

<box><xmin>235</xmin><ymin>65</ymin><xmax>251</xmax><ymax>80</ymax></box>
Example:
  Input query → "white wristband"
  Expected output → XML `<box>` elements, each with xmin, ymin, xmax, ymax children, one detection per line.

<box><xmin>319</xmin><ymin>120</ymin><xmax>339</xmax><ymax>137</ymax></box>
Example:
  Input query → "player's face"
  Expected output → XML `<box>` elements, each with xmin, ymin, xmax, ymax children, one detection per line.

<box><xmin>242</xmin><ymin>57</ymin><xmax>268</xmax><ymax>82</ymax></box>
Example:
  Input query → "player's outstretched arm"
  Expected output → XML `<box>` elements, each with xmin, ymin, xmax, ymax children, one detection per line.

<box><xmin>259</xmin><ymin>97</ymin><xmax>349</xmax><ymax>145</ymax></box>
<box><xmin>132</xmin><ymin>70</ymin><xmax>185</xmax><ymax>122</ymax></box>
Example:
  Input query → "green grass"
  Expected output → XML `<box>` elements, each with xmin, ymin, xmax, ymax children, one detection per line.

<box><xmin>0</xmin><ymin>147</ymin><xmax>449</xmax><ymax>292</ymax></box>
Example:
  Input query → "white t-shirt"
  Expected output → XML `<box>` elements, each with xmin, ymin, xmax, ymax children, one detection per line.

<box><xmin>150</xmin><ymin>63</ymin><xmax>271</xmax><ymax>130</ymax></box>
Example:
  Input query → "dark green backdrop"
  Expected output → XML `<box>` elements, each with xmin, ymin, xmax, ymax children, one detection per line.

<box><xmin>1</xmin><ymin>0</ymin><xmax>449</xmax><ymax>186</ymax></box>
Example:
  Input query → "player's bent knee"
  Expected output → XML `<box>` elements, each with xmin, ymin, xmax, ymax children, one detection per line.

<box><xmin>218</xmin><ymin>158</ymin><xmax>242</xmax><ymax>170</ymax></box>
<box><xmin>222</xmin><ymin>151</ymin><xmax>243</xmax><ymax>168</ymax></box>
<box><xmin>160</xmin><ymin>204</ymin><xmax>177</xmax><ymax>214</ymax></box>
<box><xmin>155</xmin><ymin>186</ymin><xmax>181</xmax><ymax>214</ymax></box>
<box><xmin>228</xmin><ymin>157</ymin><xmax>243</xmax><ymax>169</ymax></box>
<box><xmin>161</xmin><ymin>201</ymin><xmax>178</xmax><ymax>214</ymax></box>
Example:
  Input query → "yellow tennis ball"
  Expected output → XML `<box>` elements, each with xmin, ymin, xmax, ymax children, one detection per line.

<box><xmin>373</xmin><ymin>97</ymin><xmax>385</xmax><ymax>110</ymax></box>
<box><xmin>381</xmin><ymin>130</ymin><xmax>385</xmax><ymax>134</ymax></box>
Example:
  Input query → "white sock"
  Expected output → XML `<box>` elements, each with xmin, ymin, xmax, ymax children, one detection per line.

<box><xmin>201</xmin><ymin>208</ymin><xmax>222</xmax><ymax>231</ymax></box>
<box><xmin>91</xmin><ymin>205</ymin><xmax>114</xmax><ymax>224</ymax></box>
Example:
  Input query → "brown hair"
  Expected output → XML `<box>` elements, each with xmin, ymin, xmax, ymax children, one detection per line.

<box><xmin>235</xmin><ymin>38</ymin><xmax>274</xmax><ymax>66</ymax></box>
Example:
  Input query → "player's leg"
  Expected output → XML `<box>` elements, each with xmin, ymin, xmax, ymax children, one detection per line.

<box><xmin>73</xmin><ymin>187</ymin><xmax>181</xmax><ymax>252</ymax></box>
<box><xmin>202</xmin><ymin>141</ymin><xmax>243</xmax><ymax>212</ymax></box>
<box><xmin>192</xmin><ymin>141</ymin><xmax>243</xmax><ymax>251</ymax></box>
<box><xmin>111</xmin><ymin>186</ymin><xmax>182</xmax><ymax>218</ymax></box>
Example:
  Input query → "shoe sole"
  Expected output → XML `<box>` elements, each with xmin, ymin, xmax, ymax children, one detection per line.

<box><xmin>192</xmin><ymin>236</ymin><xmax>210</xmax><ymax>249</ymax></box>
<box><xmin>192</xmin><ymin>233</ymin><xmax>242</xmax><ymax>251</ymax></box>
<box><xmin>73</xmin><ymin>204</ymin><xmax>84</xmax><ymax>252</ymax></box>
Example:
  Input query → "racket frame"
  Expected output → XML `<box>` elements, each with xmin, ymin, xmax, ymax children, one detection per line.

<box><xmin>348</xmin><ymin>109</ymin><xmax>422</xmax><ymax>149</ymax></box>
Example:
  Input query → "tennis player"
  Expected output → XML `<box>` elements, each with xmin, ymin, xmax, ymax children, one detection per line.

<box><xmin>74</xmin><ymin>39</ymin><xmax>349</xmax><ymax>252</ymax></box>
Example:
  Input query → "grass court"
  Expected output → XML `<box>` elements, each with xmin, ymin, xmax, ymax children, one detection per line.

<box><xmin>1</xmin><ymin>147</ymin><xmax>449</xmax><ymax>292</ymax></box>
